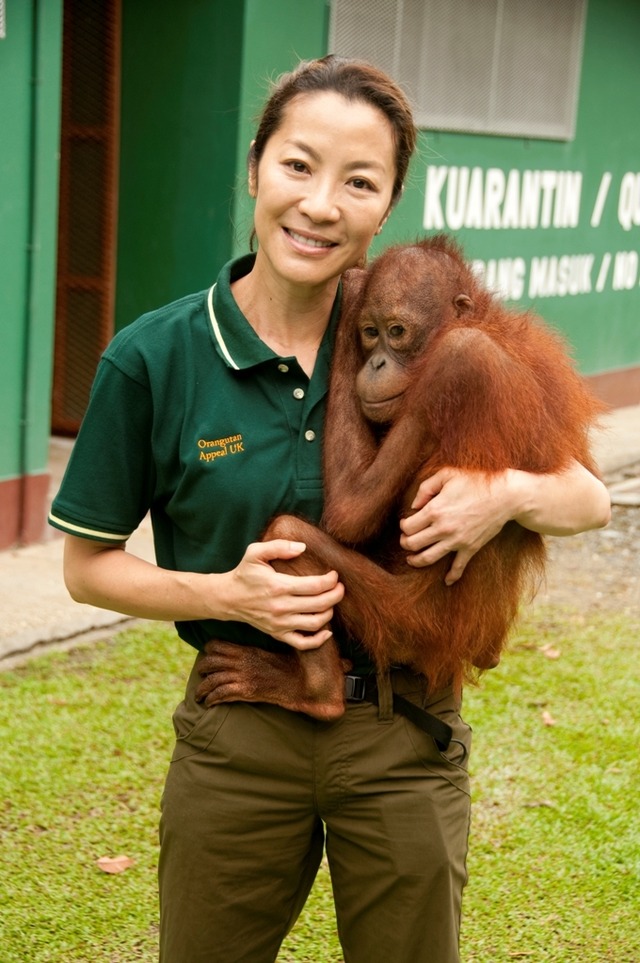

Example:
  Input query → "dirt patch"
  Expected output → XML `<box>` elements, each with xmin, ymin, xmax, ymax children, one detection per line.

<box><xmin>533</xmin><ymin>464</ymin><xmax>640</xmax><ymax>618</ymax></box>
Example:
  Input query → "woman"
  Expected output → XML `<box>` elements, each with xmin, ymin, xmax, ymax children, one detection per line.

<box><xmin>50</xmin><ymin>56</ymin><xmax>610</xmax><ymax>963</ymax></box>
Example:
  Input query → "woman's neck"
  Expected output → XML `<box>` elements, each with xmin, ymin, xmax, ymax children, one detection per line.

<box><xmin>231</xmin><ymin>261</ymin><xmax>338</xmax><ymax>377</ymax></box>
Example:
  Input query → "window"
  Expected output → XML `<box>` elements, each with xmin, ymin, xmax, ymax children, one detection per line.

<box><xmin>329</xmin><ymin>0</ymin><xmax>587</xmax><ymax>140</ymax></box>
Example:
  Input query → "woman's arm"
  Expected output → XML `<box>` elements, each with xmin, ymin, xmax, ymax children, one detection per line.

<box><xmin>399</xmin><ymin>461</ymin><xmax>611</xmax><ymax>585</ymax></box>
<box><xmin>63</xmin><ymin>534</ymin><xmax>344</xmax><ymax>650</ymax></box>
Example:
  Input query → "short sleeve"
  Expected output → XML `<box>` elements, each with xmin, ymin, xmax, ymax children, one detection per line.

<box><xmin>49</xmin><ymin>356</ymin><xmax>157</xmax><ymax>541</ymax></box>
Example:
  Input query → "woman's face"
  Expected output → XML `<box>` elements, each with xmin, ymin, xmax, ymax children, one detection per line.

<box><xmin>249</xmin><ymin>90</ymin><xmax>396</xmax><ymax>294</ymax></box>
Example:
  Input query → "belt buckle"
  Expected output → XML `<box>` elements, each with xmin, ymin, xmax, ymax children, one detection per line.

<box><xmin>344</xmin><ymin>674</ymin><xmax>367</xmax><ymax>701</ymax></box>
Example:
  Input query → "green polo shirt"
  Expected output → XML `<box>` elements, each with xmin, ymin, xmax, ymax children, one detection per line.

<box><xmin>49</xmin><ymin>254</ymin><xmax>342</xmax><ymax>655</ymax></box>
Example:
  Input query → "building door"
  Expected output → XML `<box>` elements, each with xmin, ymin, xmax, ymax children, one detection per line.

<box><xmin>52</xmin><ymin>0</ymin><xmax>121</xmax><ymax>434</ymax></box>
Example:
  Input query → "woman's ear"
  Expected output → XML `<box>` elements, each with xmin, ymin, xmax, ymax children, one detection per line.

<box><xmin>247</xmin><ymin>141</ymin><xmax>258</xmax><ymax>198</ymax></box>
<box><xmin>376</xmin><ymin>209</ymin><xmax>391</xmax><ymax>236</ymax></box>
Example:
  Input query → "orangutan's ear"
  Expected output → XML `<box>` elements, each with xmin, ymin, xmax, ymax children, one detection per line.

<box><xmin>453</xmin><ymin>293</ymin><xmax>474</xmax><ymax>316</ymax></box>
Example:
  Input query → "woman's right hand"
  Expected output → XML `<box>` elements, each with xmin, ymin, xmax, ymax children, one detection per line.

<box><xmin>221</xmin><ymin>539</ymin><xmax>345</xmax><ymax>650</ymax></box>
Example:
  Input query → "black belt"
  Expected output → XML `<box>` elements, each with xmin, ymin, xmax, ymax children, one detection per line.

<box><xmin>345</xmin><ymin>674</ymin><xmax>454</xmax><ymax>753</ymax></box>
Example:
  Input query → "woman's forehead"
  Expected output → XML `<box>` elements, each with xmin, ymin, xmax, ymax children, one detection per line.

<box><xmin>271</xmin><ymin>90</ymin><xmax>396</xmax><ymax>162</ymax></box>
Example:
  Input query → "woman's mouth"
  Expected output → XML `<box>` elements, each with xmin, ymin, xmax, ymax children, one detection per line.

<box><xmin>286</xmin><ymin>229</ymin><xmax>337</xmax><ymax>250</ymax></box>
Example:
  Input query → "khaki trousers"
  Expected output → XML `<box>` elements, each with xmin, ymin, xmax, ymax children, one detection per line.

<box><xmin>158</xmin><ymin>661</ymin><xmax>472</xmax><ymax>963</ymax></box>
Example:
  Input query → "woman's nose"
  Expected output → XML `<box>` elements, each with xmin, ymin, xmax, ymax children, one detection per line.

<box><xmin>298</xmin><ymin>181</ymin><xmax>340</xmax><ymax>222</ymax></box>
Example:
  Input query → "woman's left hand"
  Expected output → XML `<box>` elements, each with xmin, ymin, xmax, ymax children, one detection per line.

<box><xmin>399</xmin><ymin>467</ymin><xmax>512</xmax><ymax>584</ymax></box>
<box><xmin>399</xmin><ymin>462</ymin><xmax>611</xmax><ymax>584</ymax></box>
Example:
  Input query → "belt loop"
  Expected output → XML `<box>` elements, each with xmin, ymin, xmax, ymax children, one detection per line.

<box><xmin>375</xmin><ymin>668</ymin><xmax>394</xmax><ymax>724</ymax></box>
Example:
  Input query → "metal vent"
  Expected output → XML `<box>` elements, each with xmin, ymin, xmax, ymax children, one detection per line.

<box><xmin>329</xmin><ymin>0</ymin><xmax>586</xmax><ymax>141</ymax></box>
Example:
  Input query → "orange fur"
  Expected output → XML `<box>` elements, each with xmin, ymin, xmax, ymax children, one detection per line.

<box><xmin>279</xmin><ymin>236</ymin><xmax>603</xmax><ymax>691</ymax></box>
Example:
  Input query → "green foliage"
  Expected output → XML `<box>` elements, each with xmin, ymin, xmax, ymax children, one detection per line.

<box><xmin>0</xmin><ymin>612</ymin><xmax>638</xmax><ymax>962</ymax></box>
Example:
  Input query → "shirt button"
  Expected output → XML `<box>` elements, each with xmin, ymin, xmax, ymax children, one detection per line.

<box><xmin>278</xmin><ymin>363</ymin><xmax>289</xmax><ymax>373</ymax></box>
<box><xmin>305</xmin><ymin>430</ymin><xmax>316</xmax><ymax>442</ymax></box>
<box><xmin>293</xmin><ymin>387</ymin><xmax>305</xmax><ymax>400</ymax></box>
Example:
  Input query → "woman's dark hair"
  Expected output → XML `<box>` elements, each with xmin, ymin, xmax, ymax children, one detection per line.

<box><xmin>250</xmin><ymin>55</ymin><xmax>417</xmax><ymax>209</ymax></box>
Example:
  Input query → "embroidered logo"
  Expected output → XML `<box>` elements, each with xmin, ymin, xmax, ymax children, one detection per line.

<box><xmin>198</xmin><ymin>434</ymin><xmax>245</xmax><ymax>462</ymax></box>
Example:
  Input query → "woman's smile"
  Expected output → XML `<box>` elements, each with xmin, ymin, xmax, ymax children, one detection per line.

<box><xmin>284</xmin><ymin>227</ymin><xmax>338</xmax><ymax>251</ymax></box>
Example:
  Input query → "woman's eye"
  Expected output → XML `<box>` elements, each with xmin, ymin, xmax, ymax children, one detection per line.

<box><xmin>289</xmin><ymin>161</ymin><xmax>308</xmax><ymax>173</ymax></box>
<box><xmin>350</xmin><ymin>177</ymin><xmax>373</xmax><ymax>191</ymax></box>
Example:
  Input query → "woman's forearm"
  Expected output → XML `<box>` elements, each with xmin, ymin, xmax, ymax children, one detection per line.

<box><xmin>63</xmin><ymin>536</ymin><xmax>229</xmax><ymax>622</ymax></box>
<box><xmin>509</xmin><ymin>461</ymin><xmax>611</xmax><ymax>536</ymax></box>
<box><xmin>62</xmin><ymin>533</ymin><xmax>344</xmax><ymax>649</ymax></box>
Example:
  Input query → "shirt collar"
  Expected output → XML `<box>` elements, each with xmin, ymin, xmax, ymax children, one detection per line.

<box><xmin>208</xmin><ymin>253</ymin><xmax>342</xmax><ymax>372</ymax></box>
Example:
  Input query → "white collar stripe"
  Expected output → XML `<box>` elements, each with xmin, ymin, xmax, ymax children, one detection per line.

<box><xmin>207</xmin><ymin>284</ymin><xmax>239</xmax><ymax>370</ymax></box>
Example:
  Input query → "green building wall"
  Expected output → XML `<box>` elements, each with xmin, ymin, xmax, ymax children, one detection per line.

<box><xmin>0</xmin><ymin>0</ymin><xmax>63</xmax><ymax>544</ymax></box>
<box><xmin>115</xmin><ymin>0</ymin><xmax>246</xmax><ymax>330</ymax></box>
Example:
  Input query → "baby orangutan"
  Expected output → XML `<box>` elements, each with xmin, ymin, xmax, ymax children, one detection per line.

<box><xmin>195</xmin><ymin>235</ymin><xmax>603</xmax><ymax>719</ymax></box>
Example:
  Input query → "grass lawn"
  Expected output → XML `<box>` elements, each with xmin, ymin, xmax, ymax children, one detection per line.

<box><xmin>0</xmin><ymin>610</ymin><xmax>638</xmax><ymax>962</ymax></box>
